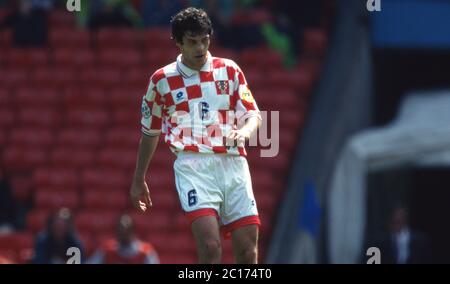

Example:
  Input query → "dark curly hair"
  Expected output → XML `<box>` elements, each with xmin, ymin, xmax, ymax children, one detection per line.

<box><xmin>170</xmin><ymin>7</ymin><xmax>213</xmax><ymax>44</ymax></box>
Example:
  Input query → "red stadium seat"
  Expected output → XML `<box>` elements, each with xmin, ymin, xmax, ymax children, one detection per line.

<box><xmin>99</xmin><ymin>48</ymin><xmax>143</xmax><ymax>68</ymax></box>
<box><xmin>57</xmin><ymin>129</ymin><xmax>102</xmax><ymax>148</ymax></box>
<box><xmin>258</xmin><ymin>211</ymin><xmax>275</xmax><ymax>234</ymax></box>
<box><xmin>14</xmin><ymin>87</ymin><xmax>61</xmax><ymax>108</ymax></box>
<box><xmin>251</xmin><ymin>169</ymin><xmax>277</xmax><ymax>193</ymax></box>
<box><xmin>97</xmin><ymin>147</ymin><xmax>137</xmax><ymax>170</ymax></box>
<box><xmin>297</xmin><ymin>56</ymin><xmax>323</xmax><ymax>82</ymax></box>
<box><xmin>147</xmin><ymin>170</ymin><xmax>175</xmax><ymax>191</ymax></box>
<box><xmin>109</xmin><ymin>87</ymin><xmax>142</xmax><ymax>109</ymax></box>
<box><xmin>26</xmin><ymin>209</ymin><xmax>50</xmax><ymax>233</ymax></box>
<box><xmin>279</xmin><ymin>128</ymin><xmax>300</xmax><ymax>153</ymax></box>
<box><xmin>222</xmin><ymin>240</ymin><xmax>235</xmax><ymax>264</ymax></box>
<box><xmin>18</xmin><ymin>108</ymin><xmax>62</xmax><ymax>129</ymax></box>
<box><xmin>82</xmin><ymin>191</ymin><xmax>128</xmax><ymax>212</ymax></box>
<box><xmin>122</xmin><ymin>67</ymin><xmax>152</xmax><ymax>89</ymax></box>
<box><xmin>105</xmin><ymin>128</ymin><xmax>140</xmax><ymax>148</ymax></box>
<box><xmin>173</xmin><ymin>212</ymin><xmax>190</xmax><ymax>232</ymax></box>
<box><xmin>0</xmin><ymin>232</ymin><xmax>33</xmax><ymax>249</ymax></box>
<box><xmin>265</xmin><ymin>69</ymin><xmax>314</xmax><ymax>94</ymax></box>
<box><xmin>9</xmin><ymin>173</ymin><xmax>34</xmax><ymax>202</ymax></box>
<box><xmin>75</xmin><ymin>210</ymin><xmax>120</xmax><ymax>235</ymax></box>
<box><xmin>144</xmin><ymin>231</ymin><xmax>170</xmax><ymax>252</ymax></box>
<box><xmin>9</xmin><ymin>128</ymin><xmax>54</xmax><ymax>148</ymax></box>
<box><xmin>302</xmin><ymin>28</ymin><xmax>328</xmax><ymax>58</ymax></box>
<box><xmin>0</xmin><ymin>130</ymin><xmax>6</xmax><ymax>146</ymax></box>
<box><xmin>0</xmin><ymin>232</ymin><xmax>34</xmax><ymax>264</ymax></box>
<box><xmin>78</xmin><ymin>68</ymin><xmax>98</xmax><ymax>86</ymax></box>
<box><xmin>97</xmin><ymin>28</ymin><xmax>142</xmax><ymax>49</ymax></box>
<box><xmin>63</xmin><ymin>86</ymin><xmax>107</xmax><ymax>109</ymax></box>
<box><xmin>3</xmin><ymin>49</ymin><xmax>27</xmax><ymax>67</ymax></box>
<box><xmin>3</xmin><ymin>49</ymin><xmax>49</xmax><ymax>67</ymax></box>
<box><xmin>0</xmin><ymin>108</ymin><xmax>14</xmax><ymax>130</ymax></box>
<box><xmin>0</xmin><ymin>87</ymin><xmax>10</xmax><ymax>108</ymax></box>
<box><xmin>111</xmin><ymin>109</ymin><xmax>141</xmax><ymax>127</ymax></box>
<box><xmin>33</xmin><ymin>167</ymin><xmax>79</xmax><ymax>189</ymax></box>
<box><xmin>3</xmin><ymin>146</ymin><xmax>48</xmax><ymax>172</ymax></box>
<box><xmin>255</xmin><ymin>191</ymin><xmax>278</xmax><ymax>214</ymax></box>
<box><xmin>209</xmin><ymin>47</ymin><xmax>238</xmax><ymax>62</ymax></box>
<box><xmin>50</xmin><ymin>147</ymin><xmax>95</xmax><ymax>169</ymax></box>
<box><xmin>144</xmin><ymin>28</ymin><xmax>172</xmax><ymax>49</ymax></box>
<box><xmin>241</xmin><ymin>68</ymin><xmax>263</xmax><ymax>88</ymax></box>
<box><xmin>52</xmin><ymin>48</ymin><xmax>96</xmax><ymax>67</ymax></box>
<box><xmin>0</xmin><ymin>29</ymin><xmax>12</xmax><ymax>49</ymax></box>
<box><xmin>145</xmin><ymin>48</ymin><xmax>178</xmax><ymax>68</ymax></box>
<box><xmin>164</xmin><ymin>234</ymin><xmax>196</xmax><ymax>254</ymax></box>
<box><xmin>35</xmin><ymin>190</ymin><xmax>80</xmax><ymax>211</ymax></box>
<box><xmin>49</xmin><ymin>28</ymin><xmax>91</xmax><ymax>48</ymax></box>
<box><xmin>49</xmin><ymin>11</ymin><xmax>77</xmax><ymax>28</ymax></box>
<box><xmin>0</xmin><ymin>68</ymin><xmax>29</xmax><ymax>88</ymax></box>
<box><xmin>31</xmin><ymin>67</ymin><xmax>75</xmax><ymax>88</ymax></box>
<box><xmin>95</xmin><ymin>68</ymin><xmax>123</xmax><ymax>88</ymax></box>
<box><xmin>279</xmin><ymin>109</ymin><xmax>304</xmax><ymax>130</ymax></box>
<box><xmin>65</xmin><ymin>109</ymin><xmax>109</xmax><ymax>128</ymax></box>
<box><xmin>81</xmin><ymin>168</ymin><xmax>128</xmax><ymax>192</ymax></box>
<box><xmin>128</xmin><ymin>211</ymin><xmax>171</xmax><ymax>236</ymax></box>
<box><xmin>256</xmin><ymin>89</ymin><xmax>301</xmax><ymax>111</ymax></box>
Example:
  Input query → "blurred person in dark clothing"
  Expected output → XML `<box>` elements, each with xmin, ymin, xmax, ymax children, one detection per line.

<box><xmin>32</xmin><ymin>208</ymin><xmax>84</xmax><ymax>264</ymax></box>
<box><xmin>192</xmin><ymin>0</ymin><xmax>264</xmax><ymax>49</ymax></box>
<box><xmin>142</xmin><ymin>0</ymin><xmax>183</xmax><ymax>27</ymax></box>
<box><xmin>376</xmin><ymin>206</ymin><xmax>431</xmax><ymax>264</ymax></box>
<box><xmin>88</xmin><ymin>0</ymin><xmax>135</xmax><ymax>30</ymax></box>
<box><xmin>0</xmin><ymin>168</ymin><xmax>17</xmax><ymax>233</ymax></box>
<box><xmin>1</xmin><ymin>0</ymin><xmax>48</xmax><ymax>47</ymax></box>
<box><xmin>88</xmin><ymin>214</ymin><xmax>159</xmax><ymax>264</ymax></box>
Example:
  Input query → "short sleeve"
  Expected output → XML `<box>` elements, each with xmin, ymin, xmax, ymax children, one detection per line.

<box><xmin>232</xmin><ymin>63</ymin><xmax>262</xmax><ymax>126</ymax></box>
<box><xmin>141</xmin><ymin>76</ymin><xmax>164</xmax><ymax>136</ymax></box>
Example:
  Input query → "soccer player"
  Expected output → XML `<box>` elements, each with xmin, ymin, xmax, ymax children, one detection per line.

<box><xmin>130</xmin><ymin>7</ymin><xmax>262</xmax><ymax>264</ymax></box>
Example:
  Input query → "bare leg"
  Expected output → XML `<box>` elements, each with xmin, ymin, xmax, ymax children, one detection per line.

<box><xmin>231</xmin><ymin>224</ymin><xmax>259</xmax><ymax>264</ymax></box>
<box><xmin>191</xmin><ymin>215</ymin><xmax>222</xmax><ymax>264</ymax></box>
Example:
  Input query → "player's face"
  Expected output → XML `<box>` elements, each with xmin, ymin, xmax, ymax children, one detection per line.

<box><xmin>177</xmin><ymin>32</ymin><xmax>210</xmax><ymax>71</ymax></box>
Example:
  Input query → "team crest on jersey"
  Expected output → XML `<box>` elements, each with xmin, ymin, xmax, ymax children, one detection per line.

<box><xmin>240</xmin><ymin>89</ymin><xmax>255</xmax><ymax>103</ymax></box>
<box><xmin>216</xmin><ymin>80</ymin><xmax>229</xmax><ymax>95</ymax></box>
<box><xmin>141</xmin><ymin>100</ymin><xmax>151</xmax><ymax>119</ymax></box>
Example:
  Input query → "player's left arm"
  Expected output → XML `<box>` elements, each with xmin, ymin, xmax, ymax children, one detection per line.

<box><xmin>227</xmin><ymin>62</ymin><xmax>262</xmax><ymax>144</ymax></box>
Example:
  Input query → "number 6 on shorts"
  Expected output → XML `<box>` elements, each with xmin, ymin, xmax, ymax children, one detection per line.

<box><xmin>187</xmin><ymin>189</ymin><xmax>197</xmax><ymax>207</ymax></box>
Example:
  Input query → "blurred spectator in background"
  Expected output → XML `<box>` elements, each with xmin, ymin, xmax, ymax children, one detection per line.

<box><xmin>142</xmin><ymin>0</ymin><xmax>183</xmax><ymax>27</ymax></box>
<box><xmin>1</xmin><ymin>0</ymin><xmax>48</xmax><ymax>47</ymax></box>
<box><xmin>88</xmin><ymin>0</ymin><xmax>142</xmax><ymax>30</ymax></box>
<box><xmin>377</xmin><ymin>206</ymin><xmax>431</xmax><ymax>264</ymax></box>
<box><xmin>88</xmin><ymin>214</ymin><xmax>159</xmax><ymax>264</ymax></box>
<box><xmin>32</xmin><ymin>208</ymin><xmax>84</xmax><ymax>264</ymax></box>
<box><xmin>0</xmin><ymin>168</ymin><xmax>17</xmax><ymax>234</ymax></box>
<box><xmin>192</xmin><ymin>0</ymin><xmax>233</xmax><ymax>47</ymax></box>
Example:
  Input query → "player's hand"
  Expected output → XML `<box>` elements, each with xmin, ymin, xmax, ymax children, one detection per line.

<box><xmin>130</xmin><ymin>178</ymin><xmax>152</xmax><ymax>212</ymax></box>
<box><xmin>225</xmin><ymin>128</ymin><xmax>251</xmax><ymax>147</ymax></box>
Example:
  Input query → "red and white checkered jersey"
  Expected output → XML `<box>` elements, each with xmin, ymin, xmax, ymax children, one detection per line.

<box><xmin>141</xmin><ymin>52</ymin><xmax>261</xmax><ymax>156</ymax></box>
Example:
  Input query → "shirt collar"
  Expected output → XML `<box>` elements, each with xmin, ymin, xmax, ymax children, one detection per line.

<box><xmin>176</xmin><ymin>51</ymin><xmax>213</xmax><ymax>78</ymax></box>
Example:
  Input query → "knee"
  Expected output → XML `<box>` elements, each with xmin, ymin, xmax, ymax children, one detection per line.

<box><xmin>200</xmin><ymin>238</ymin><xmax>221</xmax><ymax>258</ymax></box>
<box><xmin>236</xmin><ymin>243</ymin><xmax>258</xmax><ymax>264</ymax></box>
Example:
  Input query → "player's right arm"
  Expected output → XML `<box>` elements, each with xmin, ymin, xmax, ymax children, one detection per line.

<box><xmin>130</xmin><ymin>134</ymin><xmax>159</xmax><ymax>212</ymax></box>
<box><xmin>130</xmin><ymin>73</ymin><xmax>164</xmax><ymax>212</ymax></box>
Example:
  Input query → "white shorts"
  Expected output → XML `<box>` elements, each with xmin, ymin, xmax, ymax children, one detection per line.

<box><xmin>173</xmin><ymin>152</ymin><xmax>260</xmax><ymax>238</ymax></box>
